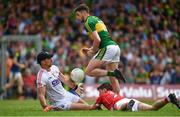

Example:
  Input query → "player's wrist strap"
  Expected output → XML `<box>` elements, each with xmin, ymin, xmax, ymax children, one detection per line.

<box><xmin>72</xmin><ymin>85</ymin><xmax>78</xmax><ymax>90</ymax></box>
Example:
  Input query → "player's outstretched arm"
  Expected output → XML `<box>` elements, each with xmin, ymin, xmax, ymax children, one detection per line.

<box><xmin>59</xmin><ymin>72</ymin><xmax>84</xmax><ymax>96</ymax></box>
<box><xmin>59</xmin><ymin>72</ymin><xmax>76</xmax><ymax>88</ymax></box>
<box><xmin>91</xmin><ymin>103</ymin><xmax>103</xmax><ymax>110</ymax></box>
<box><xmin>38</xmin><ymin>86</ymin><xmax>49</xmax><ymax>109</ymax></box>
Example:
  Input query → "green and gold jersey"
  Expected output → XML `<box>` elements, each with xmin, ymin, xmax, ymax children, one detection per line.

<box><xmin>84</xmin><ymin>16</ymin><xmax>117</xmax><ymax>49</ymax></box>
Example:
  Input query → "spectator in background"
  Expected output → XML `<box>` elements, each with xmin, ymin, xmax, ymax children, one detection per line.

<box><xmin>23</xmin><ymin>68</ymin><xmax>36</xmax><ymax>99</ymax></box>
<box><xmin>150</xmin><ymin>65</ymin><xmax>163</xmax><ymax>84</ymax></box>
<box><xmin>135</xmin><ymin>66</ymin><xmax>149</xmax><ymax>84</ymax></box>
<box><xmin>160</xmin><ymin>63</ymin><xmax>174</xmax><ymax>85</ymax></box>
<box><xmin>171</xmin><ymin>66</ymin><xmax>180</xmax><ymax>84</ymax></box>
<box><xmin>124</xmin><ymin>61</ymin><xmax>135</xmax><ymax>83</ymax></box>
<box><xmin>0</xmin><ymin>25</ymin><xmax>3</xmax><ymax>37</ymax></box>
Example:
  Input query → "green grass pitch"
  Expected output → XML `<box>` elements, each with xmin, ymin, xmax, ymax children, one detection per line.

<box><xmin>0</xmin><ymin>99</ymin><xmax>179</xmax><ymax>116</ymax></box>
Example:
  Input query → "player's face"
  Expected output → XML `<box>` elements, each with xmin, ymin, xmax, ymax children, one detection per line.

<box><xmin>98</xmin><ymin>89</ymin><xmax>106</xmax><ymax>95</ymax></box>
<box><xmin>44</xmin><ymin>58</ymin><xmax>52</xmax><ymax>67</ymax></box>
<box><xmin>75</xmin><ymin>11</ymin><xmax>85</xmax><ymax>23</ymax></box>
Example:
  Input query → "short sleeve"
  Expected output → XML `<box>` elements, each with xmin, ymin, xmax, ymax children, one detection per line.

<box><xmin>95</xmin><ymin>96</ymin><xmax>102</xmax><ymax>105</ymax></box>
<box><xmin>85</xmin><ymin>20</ymin><xmax>96</xmax><ymax>32</ymax></box>
<box><xmin>51</xmin><ymin>65</ymin><xmax>60</xmax><ymax>74</ymax></box>
<box><xmin>51</xmin><ymin>65</ymin><xmax>61</xmax><ymax>79</ymax></box>
<box><xmin>37</xmin><ymin>71</ymin><xmax>47</xmax><ymax>87</ymax></box>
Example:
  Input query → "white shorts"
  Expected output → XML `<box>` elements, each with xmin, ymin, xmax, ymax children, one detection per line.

<box><xmin>9</xmin><ymin>71</ymin><xmax>22</xmax><ymax>80</ymax></box>
<box><xmin>93</xmin><ymin>45</ymin><xmax>120</xmax><ymax>62</ymax></box>
<box><xmin>55</xmin><ymin>92</ymin><xmax>80</xmax><ymax>110</ymax></box>
<box><xmin>114</xmin><ymin>98</ymin><xmax>140</xmax><ymax>111</ymax></box>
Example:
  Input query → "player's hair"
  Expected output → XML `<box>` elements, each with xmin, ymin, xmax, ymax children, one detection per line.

<box><xmin>97</xmin><ymin>83</ymin><xmax>113</xmax><ymax>91</ymax></box>
<box><xmin>74</xmin><ymin>4</ymin><xmax>89</xmax><ymax>13</ymax></box>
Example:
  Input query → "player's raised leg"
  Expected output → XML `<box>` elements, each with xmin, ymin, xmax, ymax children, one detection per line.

<box><xmin>85</xmin><ymin>59</ymin><xmax>122</xmax><ymax>93</ymax></box>
<box><xmin>106</xmin><ymin>62</ymin><xmax>120</xmax><ymax>94</ymax></box>
<box><xmin>85</xmin><ymin>59</ymin><xmax>107</xmax><ymax>77</ymax></box>
<box><xmin>85</xmin><ymin>61</ymin><xmax>126</xmax><ymax>81</ymax></box>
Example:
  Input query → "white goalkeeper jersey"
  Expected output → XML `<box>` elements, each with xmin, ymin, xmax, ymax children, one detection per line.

<box><xmin>37</xmin><ymin>65</ymin><xmax>67</xmax><ymax>105</ymax></box>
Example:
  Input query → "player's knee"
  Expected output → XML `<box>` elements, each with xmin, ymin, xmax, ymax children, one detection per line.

<box><xmin>84</xmin><ymin>69</ymin><xmax>91</xmax><ymax>76</ymax></box>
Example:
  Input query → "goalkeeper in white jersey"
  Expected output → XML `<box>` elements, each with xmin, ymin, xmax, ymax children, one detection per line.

<box><xmin>36</xmin><ymin>51</ymin><xmax>92</xmax><ymax>111</ymax></box>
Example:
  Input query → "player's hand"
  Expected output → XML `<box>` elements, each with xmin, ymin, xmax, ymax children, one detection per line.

<box><xmin>82</xmin><ymin>47</ymin><xmax>97</xmax><ymax>56</ymax></box>
<box><xmin>74</xmin><ymin>83</ymin><xmax>84</xmax><ymax>96</ymax></box>
<box><xmin>87</xmin><ymin>48</ymin><xmax>94</xmax><ymax>56</ymax></box>
<box><xmin>90</xmin><ymin>105</ymin><xmax>96</xmax><ymax>110</ymax></box>
<box><xmin>91</xmin><ymin>104</ymin><xmax>102</xmax><ymax>110</ymax></box>
<box><xmin>81</xmin><ymin>48</ymin><xmax>90</xmax><ymax>55</ymax></box>
<box><xmin>43</xmin><ymin>105</ymin><xmax>54</xmax><ymax>112</ymax></box>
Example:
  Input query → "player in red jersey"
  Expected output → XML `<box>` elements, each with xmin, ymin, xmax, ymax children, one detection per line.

<box><xmin>94</xmin><ymin>83</ymin><xmax>124</xmax><ymax>110</ymax></box>
<box><xmin>92</xmin><ymin>83</ymin><xmax>180</xmax><ymax>111</ymax></box>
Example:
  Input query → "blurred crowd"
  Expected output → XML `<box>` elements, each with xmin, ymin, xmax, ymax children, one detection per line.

<box><xmin>0</xmin><ymin>0</ymin><xmax>179</xmax><ymax>99</ymax></box>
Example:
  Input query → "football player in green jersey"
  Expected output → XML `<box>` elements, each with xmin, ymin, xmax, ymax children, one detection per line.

<box><xmin>74</xmin><ymin>4</ymin><xmax>126</xmax><ymax>94</ymax></box>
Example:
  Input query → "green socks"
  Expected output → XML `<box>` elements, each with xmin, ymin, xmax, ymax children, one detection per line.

<box><xmin>107</xmin><ymin>71</ymin><xmax>115</xmax><ymax>76</ymax></box>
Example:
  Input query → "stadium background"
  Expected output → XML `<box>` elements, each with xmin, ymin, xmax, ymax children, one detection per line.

<box><xmin>0</xmin><ymin>0</ymin><xmax>179</xmax><ymax>101</ymax></box>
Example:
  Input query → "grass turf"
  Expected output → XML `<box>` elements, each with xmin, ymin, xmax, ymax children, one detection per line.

<box><xmin>0</xmin><ymin>99</ymin><xmax>179</xmax><ymax>116</ymax></box>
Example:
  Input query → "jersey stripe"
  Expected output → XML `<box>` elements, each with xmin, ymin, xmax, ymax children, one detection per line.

<box><xmin>85</xmin><ymin>18</ymin><xmax>92</xmax><ymax>32</ymax></box>
<box><xmin>100</xmin><ymin>47</ymin><xmax>107</xmax><ymax>60</ymax></box>
<box><xmin>95</xmin><ymin>47</ymin><xmax>107</xmax><ymax>60</ymax></box>
<box><xmin>95</xmin><ymin>22</ymin><xmax>107</xmax><ymax>32</ymax></box>
<box><xmin>37</xmin><ymin>70</ymin><xmax>43</xmax><ymax>86</ymax></box>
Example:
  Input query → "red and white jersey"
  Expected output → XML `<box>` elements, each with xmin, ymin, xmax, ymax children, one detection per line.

<box><xmin>95</xmin><ymin>91</ymin><xmax>124</xmax><ymax>110</ymax></box>
<box><xmin>37</xmin><ymin>65</ymin><xmax>67</xmax><ymax>104</ymax></box>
